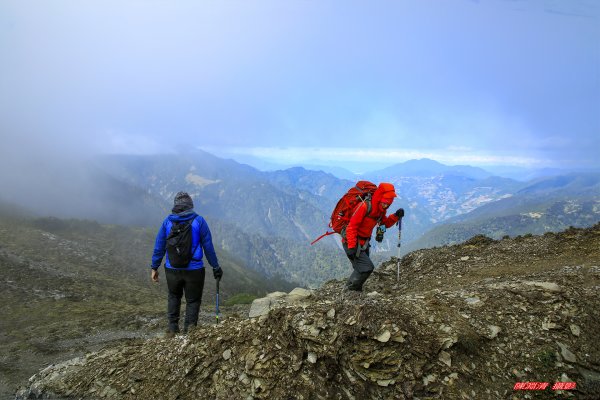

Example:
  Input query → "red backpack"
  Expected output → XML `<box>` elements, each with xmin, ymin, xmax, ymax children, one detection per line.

<box><xmin>311</xmin><ymin>180</ymin><xmax>377</xmax><ymax>245</ymax></box>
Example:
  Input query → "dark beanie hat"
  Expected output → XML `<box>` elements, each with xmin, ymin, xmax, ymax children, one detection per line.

<box><xmin>172</xmin><ymin>191</ymin><xmax>194</xmax><ymax>213</ymax></box>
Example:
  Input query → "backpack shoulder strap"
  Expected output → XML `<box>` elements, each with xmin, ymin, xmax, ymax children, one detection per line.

<box><xmin>364</xmin><ymin>199</ymin><xmax>383</xmax><ymax>223</ymax></box>
<box><xmin>359</xmin><ymin>198</ymin><xmax>372</xmax><ymax>218</ymax></box>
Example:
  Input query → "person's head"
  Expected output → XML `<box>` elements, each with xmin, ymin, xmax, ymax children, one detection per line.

<box><xmin>375</xmin><ymin>183</ymin><xmax>397</xmax><ymax>211</ymax></box>
<box><xmin>172</xmin><ymin>191</ymin><xmax>194</xmax><ymax>213</ymax></box>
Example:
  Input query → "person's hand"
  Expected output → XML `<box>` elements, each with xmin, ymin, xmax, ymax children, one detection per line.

<box><xmin>345</xmin><ymin>247</ymin><xmax>357</xmax><ymax>260</ymax></box>
<box><xmin>213</xmin><ymin>267</ymin><xmax>223</xmax><ymax>280</ymax></box>
<box><xmin>394</xmin><ymin>208</ymin><xmax>405</xmax><ymax>218</ymax></box>
<box><xmin>151</xmin><ymin>269</ymin><xmax>159</xmax><ymax>283</ymax></box>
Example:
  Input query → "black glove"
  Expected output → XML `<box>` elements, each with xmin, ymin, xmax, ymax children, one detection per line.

<box><xmin>213</xmin><ymin>267</ymin><xmax>223</xmax><ymax>280</ymax></box>
<box><xmin>394</xmin><ymin>208</ymin><xmax>405</xmax><ymax>218</ymax></box>
<box><xmin>345</xmin><ymin>246</ymin><xmax>357</xmax><ymax>260</ymax></box>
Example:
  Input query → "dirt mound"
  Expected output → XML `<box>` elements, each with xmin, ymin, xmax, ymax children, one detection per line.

<box><xmin>17</xmin><ymin>224</ymin><xmax>600</xmax><ymax>399</ymax></box>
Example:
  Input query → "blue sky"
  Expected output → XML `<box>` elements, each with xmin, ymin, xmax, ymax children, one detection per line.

<box><xmin>1</xmin><ymin>0</ymin><xmax>598</xmax><ymax>172</ymax></box>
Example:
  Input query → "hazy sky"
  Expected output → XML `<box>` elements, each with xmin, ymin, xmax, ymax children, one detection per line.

<box><xmin>1</xmin><ymin>0</ymin><xmax>598</xmax><ymax>171</ymax></box>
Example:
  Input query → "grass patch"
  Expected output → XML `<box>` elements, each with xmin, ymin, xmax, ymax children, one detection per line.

<box><xmin>224</xmin><ymin>293</ymin><xmax>258</xmax><ymax>306</ymax></box>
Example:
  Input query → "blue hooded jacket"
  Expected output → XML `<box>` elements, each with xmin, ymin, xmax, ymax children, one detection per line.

<box><xmin>151</xmin><ymin>211</ymin><xmax>219</xmax><ymax>271</ymax></box>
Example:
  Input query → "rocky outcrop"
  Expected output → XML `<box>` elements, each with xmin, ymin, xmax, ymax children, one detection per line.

<box><xmin>17</xmin><ymin>224</ymin><xmax>600</xmax><ymax>399</ymax></box>
<box><xmin>248</xmin><ymin>288</ymin><xmax>314</xmax><ymax>318</ymax></box>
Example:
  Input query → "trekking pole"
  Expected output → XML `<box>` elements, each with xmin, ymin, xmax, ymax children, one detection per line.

<box><xmin>216</xmin><ymin>277</ymin><xmax>220</xmax><ymax>324</ymax></box>
<box><xmin>396</xmin><ymin>218</ymin><xmax>403</xmax><ymax>282</ymax></box>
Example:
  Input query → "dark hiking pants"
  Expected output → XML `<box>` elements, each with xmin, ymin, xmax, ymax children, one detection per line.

<box><xmin>165</xmin><ymin>267</ymin><xmax>206</xmax><ymax>333</ymax></box>
<box><xmin>343</xmin><ymin>242</ymin><xmax>374</xmax><ymax>291</ymax></box>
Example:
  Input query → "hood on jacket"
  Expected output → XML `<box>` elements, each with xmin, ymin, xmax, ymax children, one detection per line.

<box><xmin>372</xmin><ymin>183</ymin><xmax>397</xmax><ymax>211</ymax></box>
<box><xmin>168</xmin><ymin>211</ymin><xmax>198</xmax><ymax>223</ymax></box>
<box><xmin>172</xmin><ymin>192</ymin><xmax>194</xmax><ymax>214</ymax></box>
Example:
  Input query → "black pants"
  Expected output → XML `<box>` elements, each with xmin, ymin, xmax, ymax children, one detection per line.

<box><xmin>165</xmin><ymin>268</ymin><xmax>206</xmax><ymax>332</ymax></box>
<box><xmin>343</xmin><ymin>242</ymin><xmax>374</xmax><ymax>291</ymax></box>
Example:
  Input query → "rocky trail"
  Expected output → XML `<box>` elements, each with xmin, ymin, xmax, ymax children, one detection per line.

<box><xmin>17</xmin><ymin>224</ymin><xmax>600</xmax><ymax>399</ymax></box>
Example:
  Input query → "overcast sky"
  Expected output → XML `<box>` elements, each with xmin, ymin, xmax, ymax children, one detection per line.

<box><xmin>1</xmin><ymin>0</ymin><xmax>598</xmax><ymax>171</ymax></box>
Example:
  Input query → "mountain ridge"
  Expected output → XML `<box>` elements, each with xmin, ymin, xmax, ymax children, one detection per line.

<box><xmin>4</xmin><ymin>150</ymin><xmax>599</xmax><ymax>287</ymax></box>
<box><xmin>16</xmin><ymin>223</ymin><xmax>600</xmax><ymax>399</ymax></box>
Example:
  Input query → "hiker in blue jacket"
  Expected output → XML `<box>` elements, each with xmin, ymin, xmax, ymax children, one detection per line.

<box><xmin>151</xmin><ymin>192</ymin><xmax>222</xmax><ymax>336</ymax></box>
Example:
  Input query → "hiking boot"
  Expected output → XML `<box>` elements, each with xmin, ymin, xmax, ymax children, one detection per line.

<box><xmin>183</xmin><ymin>325</ymin><xmax>197</xmax><ymax>335</ymax></box>
<box><xmin>164</xmin><ymin>328</ymin><xmax>179</xmax><ymax>338</ymax></box>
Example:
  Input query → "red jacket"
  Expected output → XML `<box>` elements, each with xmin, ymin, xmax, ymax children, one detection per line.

<box><xmin>345</xmin><ymin>183</ymin><xmax>399</xmax><ymax>249</ymax></box>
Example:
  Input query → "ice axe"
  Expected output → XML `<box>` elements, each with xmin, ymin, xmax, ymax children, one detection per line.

<box><xmin>215</xmin><ymin>277</ymin><xmax>221</xmax><ymax>324</ymax></box>
<box><xmin>396</xmin><ymin>217</ymin><xmax>403</xmax><ymax>282</ymax></box>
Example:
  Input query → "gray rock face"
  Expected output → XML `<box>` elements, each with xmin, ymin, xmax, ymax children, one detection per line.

<box><xmin>248</xmin><ymin>297</ymin><xmax>272</xmax><ymax>318</ymax></box>
<box><xmin>248</xmin><ymin>287</ymin><xmax>314</xmax><ymax>318</ymax></box>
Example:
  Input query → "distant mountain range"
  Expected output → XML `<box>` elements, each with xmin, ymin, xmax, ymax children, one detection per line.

<box><xmin>91</xmin><ymin>151</ymin><xmax>351</xmax><ymax>287</ymax></box>
<box><xmin>2</xmin><ymin>151</ymin><xmax>599</xmax><ymax>287</ymax></box>
<box><xmin>365</xmin><ymin>158</ymin><xmax>494</xmax><ymax>180</ymax></box>
<box><xmin>405</xmin><ymin>173</ymin><xmax>600</xmax><ymax>251</ymax></box>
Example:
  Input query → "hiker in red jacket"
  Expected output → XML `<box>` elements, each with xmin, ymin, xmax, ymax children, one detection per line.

<box><xmin>343</xmin><ymin>182</ymin><xmax>404</xmax><ymax>291</ymax></box>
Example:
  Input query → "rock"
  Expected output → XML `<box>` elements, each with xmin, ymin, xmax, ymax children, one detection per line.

<box><xmin>377</xmin><ymin>379</ymin><xmax>394</xmax><ymax>386</ymax></box>
<box><xmin>444</xmin><ymin>373</ymin><xmax>459</xmax><ymax>385</ymax></box>
<box><xmin>252</xmin><ymin>378</ymin><xmax>263</xmax><ymax>393</ymax></box>
<box><xmin>441</xmin><ymin>335</ymin><xmax>458</xmax><ymax>349</ymax></box>
<box><xmin>488</xmin><ymin>325</ymin><xmax>501</xmax><ymax>339</ymax></box>
<box><xmin>366</xmin><ymin>291</ymin><xmax>380</xmax><ymax>297</ymax></box>
<box><xmin>223</xmin><ymin>349</ymin><xmax>232</xmax><ymax>360</ymax></box>
<box><xmin>326</xmin><ymin>308</ymin><xmax>336</xmax><ymax>319</ymax></box>
<box><xmin>542</xmin><ymin>318</ymin><xmax>558</xmax><ymax>330</ymax></box>
<box><xmin>238</xmin><ymin>372</ymin><xmax>251</xmax><ymax>385</ymax></box>
<box><xmin>439</xmin><ymin>351</ymin><xmax>452</xmax><ymax>367</ymax></box>
<box><xmin>266</xmin><ymin>291</ymin><xmax>287</xmax><ymax>299</ymax></box>
<box><xmin>569</xmin><ymin>324</ymin><xmax>581</xmax><ymax>337</ymax></box>
<box><xmin>465</xmin><ymin>297</ymin><xmax>480</xmax><ymax>305</ymax></box>
<box><xmin>248</xmin><ymin>297</ymin><xmax>272</xmax><ymax>318</ymax></box>
<box><xmin>391</xmin><ymin>331</ymin><xmax>406</xmax><ymax>343</ymax></box>
<box><xmin>460</xmin><ymin>256</ymin><xmax>470</xmax><ymax>261</ymax></box>
<box><xmin>308</xmin><ymin>326</ymin><xmax>320</xmax><ymax>337</ymax></box>
<box><xmin>557</xmin><ymin>342</ymin><xmax>577</xmax><ymax>363</ymax></box>
<box><xmin>423</xmin><ymin>374</ymin><xmax>437</xmax><ymax>386</ymax></box>
<box><xmin>559</xmin><ymin>373</ymin><xmax>572</xmax><ymax>382</ymax></box>
<box><xmin>375</xmin><ymin>330</ymin><xmax>391</xmax><ymax>343</ymax></box>
<box><xmin>307</xmin><ymin>352</ymin><xmax>317</xmax><ymax>364</ymax></box>
<box><xmin>523</xmin><ymin>281</ymin><xmax>562</xmax><ymax>292</ymax></box>
<box><xmin>287</xmin><ymin>288</ymin><xmax>313</xmax><ymax>302</ymax></box>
